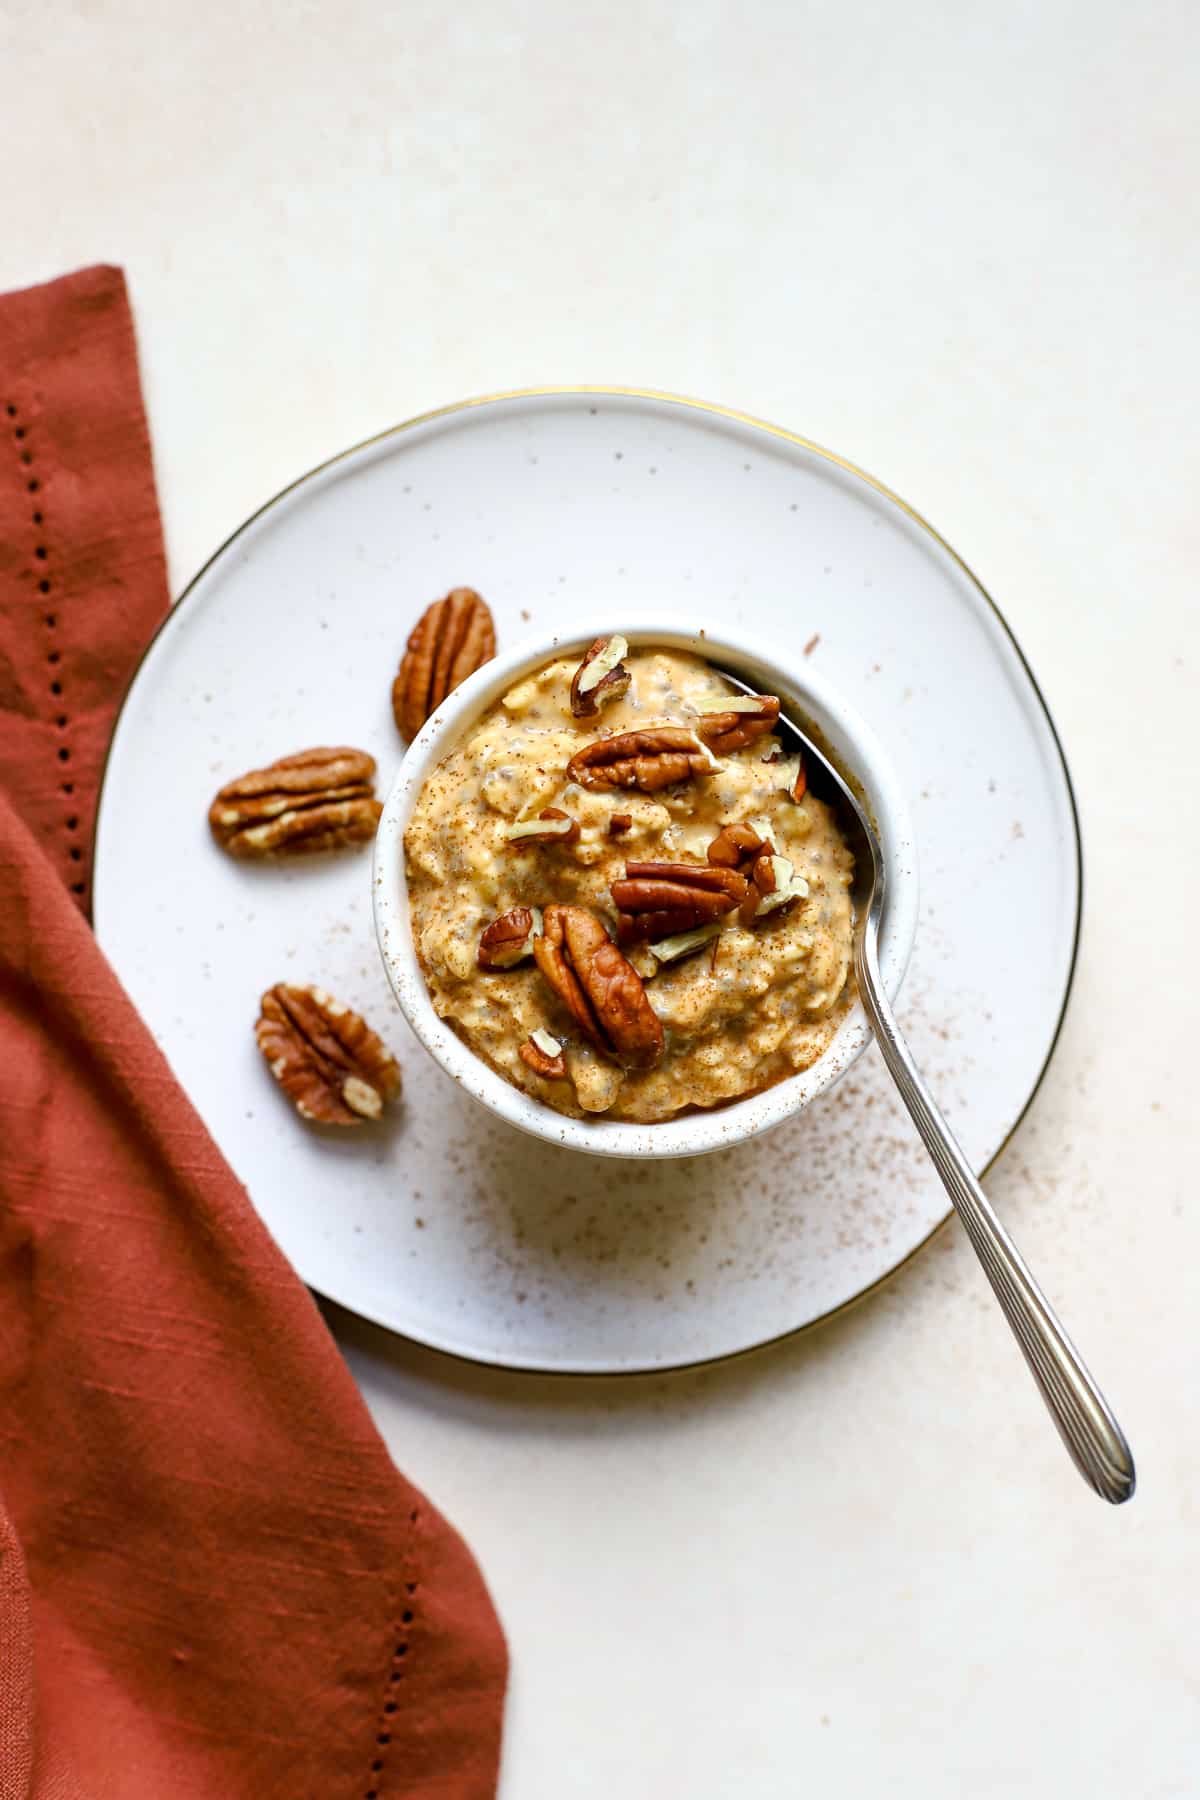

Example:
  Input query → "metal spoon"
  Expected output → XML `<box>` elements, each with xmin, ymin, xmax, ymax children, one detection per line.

<box><xmin>715</xmin><ymin>667</ymin><xmax>1135</xmax><ymax>1504</ymax></box>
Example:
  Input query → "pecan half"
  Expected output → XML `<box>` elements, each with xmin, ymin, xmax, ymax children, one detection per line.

<box><xmin>505</xmin><ymin>806</ymin><xmax>581</xmax><ymax>847</ymax></box>
<box><xmin>533</xmin><ymin>904</ymin><xmax>664</xmax><ymax>1070</ymax></box>
<box><xmin>570</xmin><ymin>635</ymin><xmax>631</xmax><ymax>718</ymax></box>
<box><xmin>519</xmin><ymin>1030</ymin><xmax>567</xmax><ymax>1080</ymax></box>
<box><xmin>565</xmin><ymin>727</ymin><xmax>715</xmax><ymax>793</ymax></box>
<box><xmin>209</xmin><ymin>748</ymin><xmax>381</xmax><ymax>858</ymax></box>
<box><xmin>611</xmin><ymin>860</ymin><xmax>748</xmax><ymax>945</ymax></box>
<box><xmin>392</xmin><ymin>587</ymin><xmax>496</xmax><ymax>740</ymax></box>
<box><xmin>478</xmin><ymin>905</ymin><xmax>542</xmax><ymax>970</ymax></box>
<box><xmin>695</xmin><ymin>693</ymin><xmax>780</xmax><ymax>754</ymax></box>
<box><xmin>255</xmin><ymin>984</ymin><xmax>402</xmax><ymax>1126</ymax></box>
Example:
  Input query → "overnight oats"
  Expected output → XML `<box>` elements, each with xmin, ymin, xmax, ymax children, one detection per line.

<box><xmin>403</xmin><ymin>637</ymin><xmax>857</xmax><ymax>1122</ymax></box>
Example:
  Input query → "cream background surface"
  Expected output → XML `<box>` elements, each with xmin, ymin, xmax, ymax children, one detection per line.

<box><xmin>5</xmin><ymin>3</ymin><xmax>1195</xmax><ymax>1793</ymax></box>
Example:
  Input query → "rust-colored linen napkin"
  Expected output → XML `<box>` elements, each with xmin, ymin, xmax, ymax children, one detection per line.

<box><xmin>0</xmin><ymin>266</ymin><xmax>507</xmax><ymax>1799</ymax></box>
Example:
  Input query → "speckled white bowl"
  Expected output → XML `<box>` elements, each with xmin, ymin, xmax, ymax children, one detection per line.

<box><xmin>373</xmin><ymin>615</ymin><xmax>918</xmax><ymax>1158</ymax></box>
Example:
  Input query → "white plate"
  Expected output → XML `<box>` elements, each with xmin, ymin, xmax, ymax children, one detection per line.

<box><xmin>94</xmin><ymin>390</ymin><xmax>1081</xmax><ymax>1373</ymax></box>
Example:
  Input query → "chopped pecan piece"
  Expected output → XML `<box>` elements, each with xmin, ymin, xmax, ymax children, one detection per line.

<box><xmin>649</xmin><ymin>921</ymin><xmax>725</xmax><ymax>964</ymax></box>
<box><xmin>753</xmin><ymin>855</ymin><xmax>778</xmax><ymax>898</ymax></box>
<box><xmin>519</xmin><ymin>1030</ymin><xmax>567</xmax><ymax>1079</ymax></box>
<box><xmin>765</xmin><ymin>748</ymin><xmax>808</xmax><ymax>800</ymax></box>
<box><xmin>255</xmin><ymin>984</ymin><xmax>402</xmax><ymax>1126</ymax></box>
<box><xmin>392</xmin><ymin>587</ymin><xmax>496</xmax><ymax>740</ymax></box>
<box><xmin>570</xmin><ymin>635</ymin><xmax>631</xmax><ymax>718</ymax></box>
<box><xmin>695</xmin><ymin>693</ymin><xmax>780</xmax><ymax>754</ymax></box>
<box><xmin>209</xmin><ymin>747</ymin><xmax>381</xmax><ymax>858</ymax></box>
<box><xmin>533</xmin><ymin>904</ymin><xmax>664</xmax><ymax>1070</ymax></box>
<box><xmin>478</xmin><ymin>905</ymin><xmax>542</xmax><ymax>970</ymax></box>
<box><xmin>565</xmin><ymin>727</ymin><xmax>715</xmax><ymax>794</ymax></box>
<box><xmin>505</xmin><ymin>807</ymin><xmax>581</xmax><ymax>847</ymax></box>
<box><xmin>707</xmin><ymin>822</ymin><xmax>775</xmax><ymax>868</ymax></box>
<box><xmin>608</xmin><ymin>813</ymin><xmax>633</xmax><ymax>837</ymax></box>
<box><xmin>689</xmin><ymin>847</ymin><xmax>807</xmax><ymax>925</ymax></box>
<box><xmin>706</xmin><ymin>823</ymin><xmax>780</xmax><ymax>924</ymax></box>
<box><xmin>611</xmin><ymin>860</ymin><xmax>748</xmax><ymax>945</ymax></box>
<box><xmin>753</xmin><ymin>855</ymin><xmax>810</xmax><ymax>916</ymax></box>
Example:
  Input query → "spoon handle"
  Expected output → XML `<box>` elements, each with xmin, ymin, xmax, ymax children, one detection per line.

<box><xmin>856</xmin><ymin>930</ymin><xmax>1135</xmax><ymax>1504</ymax></box>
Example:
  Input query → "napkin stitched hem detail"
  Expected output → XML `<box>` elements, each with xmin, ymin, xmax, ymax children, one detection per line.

<box><xmin>4</xmin><ymin>397</ymin><xmax>85</xmax><ymax>896</ymax></box>
<box><xmin>362</xmin><ymin>1525</ymin><xmax>421</xmax><ymax>1799</ymax></box>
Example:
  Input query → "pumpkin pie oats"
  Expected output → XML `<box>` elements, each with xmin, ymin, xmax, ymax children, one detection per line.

<box><xmin>404</xmin><ymin>641</ymin><xmax>856</xmax><ymax>1122</ymax></box>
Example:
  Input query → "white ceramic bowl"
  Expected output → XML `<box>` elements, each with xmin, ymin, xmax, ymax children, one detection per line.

<box><xmin>373</xmin><ymin>615</ymin><xmax>918</xmax><ymax>1159</ymax></box>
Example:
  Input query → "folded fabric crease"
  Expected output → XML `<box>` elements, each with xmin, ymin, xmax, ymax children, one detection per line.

<box><xmin>0</xmin><ymin>265</ymin><xmax>506</xmax><ymax>1800</ymax></box>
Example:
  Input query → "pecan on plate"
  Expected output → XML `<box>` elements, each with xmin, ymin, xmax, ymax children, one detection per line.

<box><xmin>392</xmin><ymin>587</ymin><xmax>496</xmax><ymax>740</ymax></box>
<box><xmin>505</xmin><ymin>807</ymin><xmax>581</xmax><ymax>847</ymax></box>
<box><xmin>570</xmin><ymin>635</ymin><xmax>631</xmax><ymax>718</ymax></box>
<box><xmin>519</xmin><ymin>1029</ymin><xmax>567</xmax><ymax>1080</ymax></box>
<box><xmin>695</xmin><ymin>693</ymin><xmax>780</xmax><ymax>754</ymax></box>
<box><xmin>565</xmin><ymin>727</ymin><xmax>715</xmax><ymax>794</ymax></box>
<box><xmin>209</xmin><ymin>747</ymin><xmax>381</xmax><ymax>858</ymax></box>
<box><xmin>255</xmin><ymin>984</ymin><xmax>402</xmax><ymax>1126</ymax></box>
<box><xmin>533</xmin><ymin>904</ymin><xmax>664</xmax><ymax>1070</ymax></box>
<box><xmin>610</xmin><ymin>861</ymin><xmax>748</xmax><ymax>945</ymax></box>
<box><xmin>478</xmin><ymin>905</ymin><xmax>542</xmax><ymax>970</ymax></box>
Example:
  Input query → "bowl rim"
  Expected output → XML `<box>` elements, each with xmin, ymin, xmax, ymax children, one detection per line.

<box><xmin>372</xmin><ymin>613</ymin><xmax>919</xmax><ymax>1159</ymax></box>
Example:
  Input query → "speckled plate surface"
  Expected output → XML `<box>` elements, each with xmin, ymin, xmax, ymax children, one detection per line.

<box><xmin>93</xmin><ymin>390</ymin><xmax>1081</xmax><ymax>1373</ymax></box>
